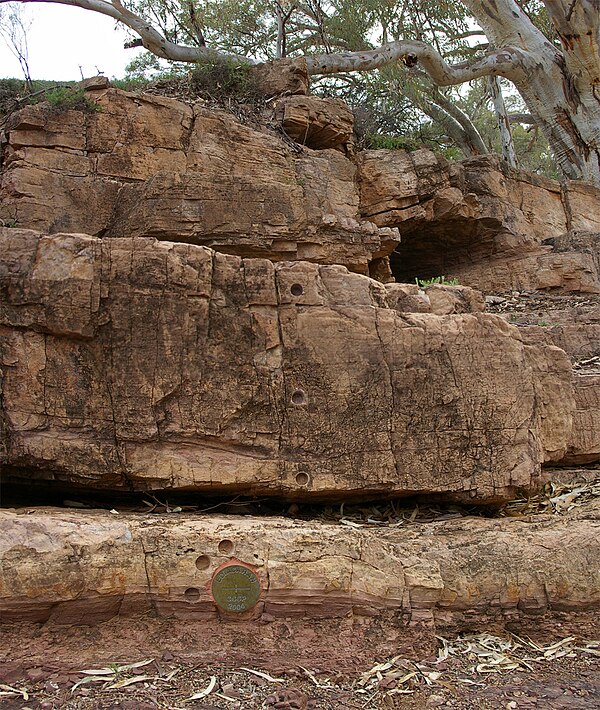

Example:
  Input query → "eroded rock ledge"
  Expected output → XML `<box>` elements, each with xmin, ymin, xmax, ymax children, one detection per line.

<box><xmin>0</xmin><ymin>229</ymin><xmax>578</xmax><ymax>503</ymax></box>
<box><xmin>0</xmin><ymin>88</ymin><xmax>397</xmax><ymax>275</ymax></box>
<box><xmin>1</xmin><ymin>505</ymin><xmax>599</xmax><ymax>628</ymax></box>
<box><xmin>2</xmin><ymin>87</ymin><xmax>599</xmax><ymax>291</ymax></box>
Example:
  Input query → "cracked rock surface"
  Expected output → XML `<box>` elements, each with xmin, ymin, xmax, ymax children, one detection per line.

<box><xmin>0</xmin><ymin>88</ymin><xmax>397</xmax><ymax>275</ymax></box>
<box><xmin>0</xmin><ymin>229</ymin><xmax>578</xmax><ymax>502</ymax></box>
<box><xmin>1</xmin><ymin>502</ymin><xmax>599</xmax><ymax>627</ymax></box>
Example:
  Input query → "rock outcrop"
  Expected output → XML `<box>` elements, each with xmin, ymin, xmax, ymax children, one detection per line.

<box><xmin>1</xmin><ymin>85</ymin><xmax>600</xmax><ymax>647</ymax></box>
<box><xmin>2</xmin><ymin>505</ymin><xmax>599</xmax><ymax>626</ymax></box>
<box><xmin>491</xmin><ymin>292</ymin><xmax>600</xmax><ymax>466</ymax></box>
<box><xmin>275</xmin><ymin>95</ymin><xmax>354</xmax><ymax>149</ymax></box>
<box><xmin>0</xmin><ymin>88</ymin><xmax>397</xmax><ymax>275</ymax></box>
<box><xmin>3</xmin><ymin>87</ymin><xmax>599</xmax><ymax>293</ymax></box>
<box><xmin>0</xmin><ymin>229</ymin><xmax>575</xmax><ymax>503</ymax></box>
<box><xmin>360</xmin><ymin>151</ymin><xmax>600</xmax><ymax>292</ymax></box>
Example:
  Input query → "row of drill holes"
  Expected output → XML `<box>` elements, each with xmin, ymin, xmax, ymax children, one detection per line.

<box><xmin>178</xmin><ymin>284</ymin><xmax>302</xmax><ymax>604</ymax></box>
<box><xmin>193</xmin><ymin>538</ymin><xmax>234</xmax><ymax>573</ymax></box>
<box><xmin>290</xmin><ymin>285</ymin><xmax>307</xmax><ymax>486</ymax></box>
<box><xmin>187</xmin><ymin>483</ymin><xmax>311</xmax><ymax>601</ymax></box>
<box><xmin>187</xmin><ymin>539</ymin><xmax>236</xmax><ymax>602</ymax></box>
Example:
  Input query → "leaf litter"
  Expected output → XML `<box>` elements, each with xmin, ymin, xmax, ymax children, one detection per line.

<box><xmin>354</xmin><ymin>632</ymin><xmax>600</xmax><ymax>704</ymax></box>
<box><xmin>7</xmin><ymin>629</ymin><xmax>600</xmax><ymax>709</ymax></box>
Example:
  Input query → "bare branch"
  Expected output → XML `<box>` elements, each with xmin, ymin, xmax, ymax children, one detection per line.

<box><xmin>1</xmin><ymin>0</ymin><xmax>257</xmax><ymax>64</ymax></box>
<box><xmin>305</xmin><ymin>41</ymin><xmax>526</xmax><ymax>84</ymax></box>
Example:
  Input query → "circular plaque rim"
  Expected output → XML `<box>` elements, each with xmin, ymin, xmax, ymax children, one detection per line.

<box><xmin>210</xmin><ymin>561</ymin><xmax>261</xmax><ymax>613</ymax></box>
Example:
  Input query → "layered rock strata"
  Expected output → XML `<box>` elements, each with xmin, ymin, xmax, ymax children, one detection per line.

<box><xmin>491</xmin><ymin>293</ymin><xmax>600</xmax><ymax>466</ymax></box>
<box><xmin>360</xmin><ymin>151</ymin><xmax>600</xmax><ymax>292</ymax></box>
<box><xmin>0</xmin><ymin>88</ymin><xmax>397</xmax><ymax>275</ymax></box>
<box><xmin>1</xmin><ymin>505</ymin><xmax>599</xmax><ymax>626</ymax></box>
<box><xmin>2</xmin><ymin>87</ymin><xmax>599</xmax><ymax>293</ymax></box>
<box><xmin>0</xmin><ymin>229</ymin><xmax>575</xmax><ymax>503</ymax></box>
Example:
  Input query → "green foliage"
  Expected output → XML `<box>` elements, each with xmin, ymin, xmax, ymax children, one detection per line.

<box><xmin>415</xmin><ymin>276</ymin><xmax>460</xmax><ymax>287</ymax></box>
<box><xmin>44</xmin><ymin>87</ymin><xmax>101</xmax><ymax>113</ymax></box>
<box><xmin>0</xmin><ymin>78</ymin><xmax>91</xmax><ymax>122</ymax></box>
<box><xmin>366</xmin><ymin>134</ymin><xmax>418</xmax><ymax>151</ymax></box>
<box><xmin>0</xmin><ymin>78</ymin><xmax>25</xmax><ymax>116</ymax></box>
<box><xmin>190</xmin><ymin>58</ymin><xmax>262</xmax><ymax>102</ymax></box>
<box><xmin>0</xmin><ymin>80</ymin><xmax>101</xmax><ymax>119</ymax></box>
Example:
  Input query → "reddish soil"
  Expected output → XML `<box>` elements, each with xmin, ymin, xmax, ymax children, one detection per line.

<box><xmin>0</xmin><ymin>613</ymin><xmax>598</xmax><ymax>709</ymax></box>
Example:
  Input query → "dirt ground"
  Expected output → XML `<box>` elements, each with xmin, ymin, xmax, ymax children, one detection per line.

<box><xmin>1</xmin><ymin>612</ymin><xmax>599</xmax><ymax>710</ymax></box>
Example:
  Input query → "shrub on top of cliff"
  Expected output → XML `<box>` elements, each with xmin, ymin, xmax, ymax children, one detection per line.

<box><xmin>0</xmin><ymin>78</ymin><xmax>24</xmax><ymax>117</ymax></box>
<box><xmin>0</xmin><ymin>81</ymin><xmax>101</xmax><ymax>124</ymax></box>
<box><xmin>190</xmin><ymin>58</ymin><xmax>263</xmax><ymax>105</ymax></box>
<box><xmin>366</xmin><ymin>134</ymin><xmax>420</xmax><ymax>151</ymax></box>
<box><xmin>44</xmin><ymin>87</ymin><xmax>101</xmax><ymax>114</ymax></box>
<box><xmin>364</xmin><ymin>132</ymin><xmax>462</xmax><ymax>161</ymax></box>
<box><xmin>0</xmin><ymin>79</ymin><xmax>79</xmax><ymax>121</ymax></box>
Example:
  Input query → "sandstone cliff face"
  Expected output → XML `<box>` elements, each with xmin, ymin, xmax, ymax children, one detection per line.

<box><xmin>1</xmin><ymin>86</ymin><xmax>600</xmax><ymax>642</ymax></box>
<box><xmin>0</xmin><ymin>229</ymin><xmax>574</xmax><ymax>503</ymax></box>
<box><xmin>0</xmin><ymin>89</ymin><xmax>397</xmax><ymax>275</ymax></box>
<box><xmin>360</xmin><ymin>151</ymin><xmax>600</xmax><ymax>293</ymax></box>
<box><xmin>2</xmin><ymin>87</ymin><xmax>599</xmax><ymax>293</ymax></box>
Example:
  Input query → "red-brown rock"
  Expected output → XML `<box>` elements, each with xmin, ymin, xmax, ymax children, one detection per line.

<box><xmin>0</xmin><ymin>89</ymin><xmax>396</xmax><ymax>275</ymax></box>
<box><xmin>0</xmin><ymin>229</ymin><xmax>575</xmax><ymax>503</ymax></box>
<box><xmin>360</xmin><ymin>151</ymin><xmax>600</xmax><ymax>293</ymax></box>
<box><xmin>1</xmin><ymin>505</ymin><xmax>599</xmax><ymax>626</ymax></box>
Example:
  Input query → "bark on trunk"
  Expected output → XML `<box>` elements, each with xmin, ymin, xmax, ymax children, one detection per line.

<box><xmin>488</xmin><ymin>76</ymin><xmax>518</xmax><ymax>168</ymax></box>
<box><xmin>462</xmin><ymin>0</ymin><xmax>600</xmax><ymax>184</ymax></box>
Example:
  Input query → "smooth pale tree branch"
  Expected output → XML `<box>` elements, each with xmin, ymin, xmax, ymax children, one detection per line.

<box><xmin>3</xmin><ymin>0</ymin><xmax>525</xmax><ymax>85</ymax></box>
<box><xmin>0</xmin><ymin>0</ymin><xmax>258</xmax><ymax>63</ymax></box>
<box><xmin>304</xmin><ymin>41</ymin><xmax>525</xmax><ymax>83</ymax></box>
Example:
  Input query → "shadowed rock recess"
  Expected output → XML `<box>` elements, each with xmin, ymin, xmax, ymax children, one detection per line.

<box><xmin>1</xmin><ymin>85</ymin><xmax>599</xmax><ymax>645</ymax></box>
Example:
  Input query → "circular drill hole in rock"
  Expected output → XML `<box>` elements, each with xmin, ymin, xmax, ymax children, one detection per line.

<box><xmin>184</xmin><ymin>587</ymin><xmax>201</xmax><ymax>602</ymax></box>
<box><xmin>218</xmin><ymin>539</ymin><xmax>235</xmax><ymax>555</ymax></box>
<box><xmin>291</xmin><ymin>389</ymin><xmax>306</xmax><ymax>405</ymax></box>
<box><xmin>290</xmin><ymin>283</ymin><xmax>304</xmax><ymax>297</ymax></box>
<box><xmin>195</xmin><ymin>555</ymin><xmax>210</xmax><ymax>571</ymax></box>
<box><xmin>296</xmin><ymin>472</ymin><xmax>310</xmax><ymax>486</ymax></box>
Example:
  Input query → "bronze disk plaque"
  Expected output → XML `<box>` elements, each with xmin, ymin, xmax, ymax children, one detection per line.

<box><xmin>211</xmin><ymin>562</ymin><xmax>261</xmax><ymax>613</ymax></box>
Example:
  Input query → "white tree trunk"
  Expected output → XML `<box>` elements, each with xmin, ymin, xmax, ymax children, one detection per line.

<box><xmin>488</xmin><ymin>76</ymin><xmax>518</xmax><ymax>168</ymax></box>
<box><xmin>462</xmin><ymin>0</ymin><xmax>600</xmax><ymax>184</ymax></box>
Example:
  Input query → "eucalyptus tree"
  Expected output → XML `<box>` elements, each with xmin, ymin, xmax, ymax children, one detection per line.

<box><xmin>3</xmin><ymin>0</ymin><xmax>599</xmax><ymax>184</ymax></box>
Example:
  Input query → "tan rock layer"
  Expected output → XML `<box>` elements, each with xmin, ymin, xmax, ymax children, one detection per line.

<box><xmin>275</xmin><ymin>95</ymin><xmax>354</xmax><ymax>149</ymax></box>
<box><xmin>0</xmin><ymin>89</ymin><xmax>397</xmax><ymax>275</ymax></box>
<box><xmin>1</xmin><ymin>506</ymin><xmax>599</xmax><ymax>627</ymax></box>
<box><xmin>0</xmin><ymin>230</ymin><xmax>575</xmax><ymax>502</ymax></box>
<box><xmin>360</xmin><ymin>151</ymin><xmax>600</xmax><ymax>292</ymax></box>
<box><xmin>3</xmin><ymin>89</ymin><xmax>599</xmax><ymax>292</ymax></box>
<box><xmin>563</xmin><ymin>374</ymin><xmax>600</xmax><ymax>464</ymax></box>
<box><xmin>518</xmin><ymin>311</ymin><xmax>600</xmax><ymax>466</ymax></box>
